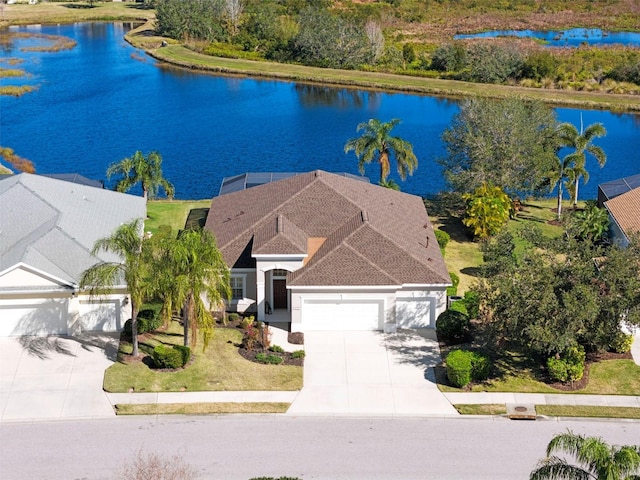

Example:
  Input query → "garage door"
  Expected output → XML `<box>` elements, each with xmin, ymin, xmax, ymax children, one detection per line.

<box><xmin>0</xmin><ymin>300</ymin><xmax>68</xmax><ymax>336</ymax></box>
<box><xmin>396</xmin><ymin>297</ymin><xmax>434</xmax><ymax>328</ymax></box>
<box><xmin>79</xmin><ymin>299</ymin><xmax>121</xmax><ymax>332</ymax></box>
<box><xmin>302</xmin><ymin>299</ymin><xmax>383</xmax><ymax>330</ymax></box>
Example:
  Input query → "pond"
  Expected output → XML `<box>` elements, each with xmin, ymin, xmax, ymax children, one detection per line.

<box><xmin>454</xmin><ymin>28</ymin><xmax>640</xmax><ymax>47</ymax></box>
<box><xmin>2</xmin><ymin>22</ymin><xmax>639</xmax><ymax>200</ymax></box>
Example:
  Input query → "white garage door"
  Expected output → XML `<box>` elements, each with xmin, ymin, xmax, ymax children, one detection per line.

<box><xmin>302</xmin><ymin>299</ymin><xmax>383</xmax><ymax>330</ymax></box>
<box><xmin>0</xmin><ymin>300</ymin><xmax>68</xmax><ymax>336</ymax></box>
<box><xmin>396</xmin><ymin>297</ymin><xmax>435</xmax><ymax>328</ymax></box>
<box><xmin>79</xmin><ymin>299</ymin><xmax>121</xmax><ymax>332</ymax></box>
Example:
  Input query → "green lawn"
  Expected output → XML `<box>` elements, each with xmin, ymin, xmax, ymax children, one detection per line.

<box><xmin>454</xmin><ymin>404</ymin><xmax>640</xmax><ymax>419</ymax></box>
<box><xmin>115</xmin><ymin>402</ymin><xmax>290</xmax><ymax>415</ymax></box>
<box><xmin>145</xmin><ymin>199</ymin><xmax>211</xmax><ymax>235</ymax></box>
<box><xmin>103</xmin><ymin>321</ymin><xmax>303</xmax><ymax>392</ymax></box>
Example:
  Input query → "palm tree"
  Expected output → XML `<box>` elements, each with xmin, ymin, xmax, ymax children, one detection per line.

<box><xmin>344</xmin><ymin>118</ymin><xmax>418</xmax><ymax>184</ymax></box>
<box><xmin>107</xmin><ymin>150</ymin><xmax>175</xmax><ymax>200</ymax></box>
<box><xmin>80</xmin><ymin>219</ymin><xmax>149</xmax><ymax>358</ymax></box>
<box><xmin>548</xmin><ymin>150</ymin><xmax>575</xmax><ymax>221</ymax></box>
<box><xmin>557</xmin><ymin>118</ymin><xmax>607</xmax><ymax>209</ymax></box>
<box><xmin>530</xmin><ymin>431</ymin><xmax>640</xmax><ymax>480</ymax></box>
<box><xmin>154</xmin><ymin>228</ymin><xmax>231</xmax><ymax>350</ymax></box>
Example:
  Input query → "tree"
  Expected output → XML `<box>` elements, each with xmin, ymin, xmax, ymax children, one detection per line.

<box><xmin>364</xmin><ymin>19</ymin><xmax>384</xmax><ymax>63</ymax></box>
<box><xmin>530</xmin><ymin>431</ymin><xmax>640</xmax><ymax>480</ymax></box>
<box><xmin>557</xmin><ymin>119</ymin><xmax>607</xmax><ymax>209</ymax></box>
<box><xmin>155</xmin><ymin>0</ymin><xmax>226</xmax><ymax>42</ymax></box>
<box><xmin>224</xmin><ymin>0</ymin><xmax>244</xmax><ymax>37</ymax></box>
<box><xmin>344</xmin><ymin>118</ymin><xmax>417</xmax><ymax>184</ymax></box>
<box><xmin>107</xmin><ymin>151</ymin><xmax>175</xmax><ymax>200</ymax></box>
<box><xmin>80</xmin><ymin>219</ymin><xmax>149</xmax><ymax>358</ymax></box>
<box><xmin>462</xmin><ymin>182</ymin><xmax>513</xmax><ymax>240</ymax></box>
<box><xmin>153</xmin><ymin>229</ymin><xmax>231</xmax><ymax>350</ymax></box>
<box><xmin>549</xmin><ymin>146</ymin><xmax>575</xmax><ymax>220</ymax></box>
<box><xmin>439</xmin><ymin>97</ymin><xmax>558</xmax><ymax>197</ymax></box>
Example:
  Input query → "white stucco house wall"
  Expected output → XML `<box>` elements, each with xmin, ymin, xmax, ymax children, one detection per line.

<box><xmin>0</xmin><ymin>173</ymin><xmax>147</xmax><ymax>336</ymax></box>
<box><xmin>205</xmin><ymin>170</ymin><xmax>451</xmax><ymax>332</ymax></box>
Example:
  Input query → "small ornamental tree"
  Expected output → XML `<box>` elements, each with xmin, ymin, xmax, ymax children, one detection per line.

<box><xmin>462</xmin><ymin>182</ymin><xmax>513</xmax><ymax>239</ymax></box>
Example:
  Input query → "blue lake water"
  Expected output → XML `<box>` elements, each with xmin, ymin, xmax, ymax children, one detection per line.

<box><xmin>2</xmin><ymin>22</ymin><xmax>639</xmax><ymax>200</ymax></box>
<box><xmin>454</xmin><ymin>28</ymin><xmax>640</xmax><ymax>47</ymax></box>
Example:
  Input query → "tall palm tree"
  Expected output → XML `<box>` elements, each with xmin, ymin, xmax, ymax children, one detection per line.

<box><xmin>530</xmin><ymin>431</ymin><xmax>640</xmax><ymax>480</ymax></box>
<box><xmin>107</xmin><ymin>150</ymin><xmax>175</xmax><ymax>200</ymax></box>
<box><xmin>549</xmin><ymin>150</ymin><xmax>575</xmax><ymax>221</ymax></box>
<box><xmin>154</xmin><ymin>229</ymin><xmax>231</xmax><ymax>350</ymax></box>
<box><xmin>557</xmin><ymin>118</ymin><xmax>607</xmax><ymax>209</ymax></box>
<box><xmin>344</xmin><ymin>118</ymin><xmax>418</xmax><ymax>184</ymax></box>
<box><xmin>80</xmin><ymin>219</ymin><xmax>149</xmax><ymax>358</ymax></box>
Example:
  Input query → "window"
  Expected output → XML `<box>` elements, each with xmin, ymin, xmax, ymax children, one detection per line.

<box><xmin>230</xmin><ymin>276</ymin><xmax>245</xmax><ymax>300</ymax></box>
<box><xmin>272</xmin><ymin>269</ymin><xmax>288</xmax><ymax>277</ymax></box>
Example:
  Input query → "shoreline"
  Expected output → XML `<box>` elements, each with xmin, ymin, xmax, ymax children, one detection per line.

<box><xmin>124</xmin><ymin>21</ymin><xmax>640</xmax><ymax>114</ymax></box>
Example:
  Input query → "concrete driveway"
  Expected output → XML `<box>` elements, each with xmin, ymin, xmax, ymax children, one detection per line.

<box><xmin>288</xmin><ymin>330</ymin><xmax>458</xmax><ymax>416</ymax></box>
<box><xmin>0</xmin><ymin>334</ymin><xmax>118</xmax><ymax>422</ymax></box>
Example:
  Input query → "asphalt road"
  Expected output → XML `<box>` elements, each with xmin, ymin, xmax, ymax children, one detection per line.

<box><xmin>1</xmin><ymin>415</ymin><xmax>638</xmax><ymax>480</ymax></box>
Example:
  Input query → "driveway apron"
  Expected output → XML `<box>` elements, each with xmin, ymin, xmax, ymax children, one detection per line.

<box><xmin>288</xmin><ymin>330</ymin><xmax>458</xmax><ymax>416</ymax></box>
<box><xmin>0</xmin><ymin>334</ymin><xmax>118</xmax><ymax>422</ymax></box>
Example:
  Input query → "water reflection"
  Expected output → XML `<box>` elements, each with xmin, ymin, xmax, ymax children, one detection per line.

<box><xmin>454</xmin><ymin>28</ymin><xmax>640</xmax><ymax>47</ymax></box>
<box><xmin>295</xmin><ymin>84</ymin><xmax>380</xmax><ymax>110</ymax></box>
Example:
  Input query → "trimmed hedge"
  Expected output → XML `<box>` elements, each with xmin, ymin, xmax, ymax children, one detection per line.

<box><xmin>436</xmin><ymin>309</ymin><xmax>470</xmax><ymax>345</ymax></box>
<box><xmin>123</xmin><ymin>305</ymin><xmax>162</xmax><ymax>336</ymax></box>
<box><xmin>446</xmin><ymin>350</ymin><xmax>490</xmax><ymax>388</ymax></box>
<box><xmin>463</xmin><ymin>290</ymin><xmax>480</xmax><ymax>319</ymax></box>
<box><xmin>173</xmin><ymin>345</ymin><xmax>191</xmax><ymax>366</ymax></box>
<box><xmin>152</xmin><ymin>344</ymin><xmax>184</xmax><ymax>369</ymax></box>
<box><xmin>546</xmin><ymin>346</ymin><xmax>585</xmax><ymax>383</ymax></box>
<box><xmin>446</xmin><ymin>272</ymin><xmax>460</xmax><ymax>297</ymax></box>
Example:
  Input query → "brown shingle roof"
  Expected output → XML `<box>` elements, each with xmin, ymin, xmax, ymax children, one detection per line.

<box><xmin>205</xmin><ymin>170</ymin><xmax>450</xmax><ymax>286</ymax></box>
<box><xmin>605</xmin><ymin>186</ymin><xmax>640</xmax><ymax>240</ymax></box>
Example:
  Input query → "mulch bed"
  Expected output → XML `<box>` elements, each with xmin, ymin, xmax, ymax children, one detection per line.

<box><xmin>238</xmin><ymin>347</ymin><xmax>304</xmax><ymax>367</ymax></box>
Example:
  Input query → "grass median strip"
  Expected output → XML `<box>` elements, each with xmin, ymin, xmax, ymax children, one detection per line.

<box><xmin>115</xmin><ymin>402</ymin><xmax>290</xmax><ymax>415</ymax></box>
<box><xmin>454</xmin><ymin>404</ymin><xmax>640</xmax><ymax>419</ymax></box>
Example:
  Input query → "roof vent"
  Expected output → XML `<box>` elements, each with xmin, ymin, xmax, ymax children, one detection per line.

<box><xmin>276</xmin><ymin>215</ymin><xmax>284</xmax><ymax>233</ymax></box>
<box><xmin>361</xmin><ymin>210</ymin><xmax>369</xmax><ymax>223</ymax></box>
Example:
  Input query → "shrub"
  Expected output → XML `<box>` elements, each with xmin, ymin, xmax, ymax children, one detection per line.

<box><xmin>446</xmin><ymin>271</ymin><xmax>459</xmax><ymax>297</ymax></box>
<box><xmin>173</xmin><ymin>345</ymin><xmax>191</xmax><ymax>366</ymax></box>
<box><xmin>434</xmin><ymin>229</ymin><xmax>450</xmax><ymax>254</ymax></box>
<box><xmin>436</xmin><ymin>309</ymin><xmax>470</xmax><ymax>345</ymax></box>
<box><xmin>124</xmin><ymin>317</ymin><xmax>149</xmax><ymax>336</ymax></box>
<box><xmin>609</xmin><ymin>332</ymin><xmax>634</xmax><ymax>354</ymax></box>
<box><xmin>448</xmin><ymin>299</ymin><xmax>468</xmax><ymax>315</ymax></box>
<box><xmin>138</xmin><ymin>308</ymin><xmax>162</xmax><ymax>332</ymax></box>
<box><xmin>270</xmin><ymin>345</ymin><xmax>285</xmax><ymax>353</ymax></box>
<box><xmin>463</xmin><ymin>290</ymin><xmax>480</xmax><ymax>319</ymax></box>
<box><xmin>240</xmin><ymin>315</ymin><xmax>254</xmax><ymax>329</ymax></box>
<box><xmin>446</xmin><ymin>350</ymin><xmax>490</xmax><ymax>387</ymax></box>
<box><xmin>446</xmin><ymin>350</ymin><xmax>473</xmax><ymax>388</ymax></box>
<box><xmin>546</xmin><ymin>346</ymin><xmax>586</xmax><ymax>383</ymax></box>
<box><xmin>228</xmin><ymin>312</ymin><xmax>241</xmax><ymax>323</ymax></box>
<box><xmin>152</xmin><ymin>344</ymin><xmax>184</xmax><ymax>369</ymax></box>
<box><xmin>292</xmin><ymin>350</ymin><xmax>306</xmax><ymax>359</ymax></box>
<box><xmin>255</xmin><ymin>353</ymin><xmax>283</xmax><ymax>365</ymax></box>
<box><xmin>244</xmin><ymin>323</ymin><xmax>260</xmax><ymax>351</ymax></box>
<box><xmin>120</xmin><ymin>449</ymin><xmax>198</xmax><ymax>480</ymax></box>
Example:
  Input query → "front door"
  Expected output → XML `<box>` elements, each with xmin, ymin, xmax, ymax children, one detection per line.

<box><xmin>273</xmin><ymin>279</ymin><xmax>287</xmax><ymax>309</ymax></box>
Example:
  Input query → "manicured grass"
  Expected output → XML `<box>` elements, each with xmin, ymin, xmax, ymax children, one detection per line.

<box><xmin>114</xmin><ymin>402</ymin><xmax>290</xmax><ymax>415</ymax></box>
<box><xmin>2</xmin><ymin>2</ymin><xmax>154</xmax><ymax>26</ymax></box>
<box><xmin>103</xmin><ymin>321</ymin><xmax>303</xmax><ymax>393</ymax></box>
<box><xmin>145</xmin><ymin>199</ymin><xmax>211</xmax><ymax>235</ymax></box>
<box><xmin>537</xmin><ymin>405</ymin><xmax>640</xmax><ymax>420</ymax></box>
<box><xmin>454</xmin><ymin>404</ymin><xmax>640</xmax><ymax>419</ymax></box>
<box><xmin>580</xmin><ymin>360</ymin><xmax>640</xmax><ymax>395</ymax></box>
<box><xmin>454</xmin><ymin>404</ymin><xmax>507</xmax><ymax>415</ymax></box>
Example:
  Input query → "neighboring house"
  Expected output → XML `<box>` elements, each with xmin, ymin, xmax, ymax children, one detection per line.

<box><xmin>205</xmin><ymin>170</ymin><xmax>451</xmax><ymax>332</ymax></box>
<box><xmin>0</xmin><ymin>173</ymin><xmax>147</xmax><ymax>337</ymax></box>
<box><xmin>604</xmin><ymin>186</ymin><xmax>640</xmax><ymax>248</ymax></box>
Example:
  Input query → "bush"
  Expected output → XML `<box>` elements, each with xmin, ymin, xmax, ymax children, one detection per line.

<box><xmin>446</xmin><ymin>271</ymin><xmax>459</xmax><ymax>297</ymax></box>
<box><xmin>240</xmin><ymin>315</ymin><xmax>254</xmax><ymax>329</ymax></box>
<box><xmin>446</xmin><ymin>349</ymin><xmax>490</xmax><ymax>387</ymax></box>
<box><xmin>138</xmin><ymin>308</ymin><xmax>162</xmax><ymax>332</ymax></box>
<box><xmin>609</xmin><ymin>332</ymin><xmax>634</xmax><ymax>354</ymax></box>
<box><xmin>546</xmin><ymin>346</ymin><xmax>586</xmax><ymax>383</ymax></box>
<box><xmin>292</xmin><ymin>350</ymin><xmax>306</xmax><ymax>359</ymax></box>
<box><xmin>445</xmin><ymin>350</ymin><xmax>473</xmax><ymax>388</ymax></box>
<box><xmin>434</xmin><ymin>229</ymin><xmax>450</xmax><ymax>254</ymax></box>
<box><xmin>270</xmin><ymin>345</ymin><xmax>284</xmax><ymax>353</ymax></box>
<box><xmin>448</xmin><ymin>299</ymin><xmax>468</xmax><ymax>315</ymax></box>
<box><xmin>123</xmin><ymin>317</ymin><xmax>148</xmax><ymax>336</ymax></box>
<box><xmin>228</xmin><ymin>312</ymin><xmax>240</xmax><ymax>323</ymax></box>
<box><xmin>436</xmin><ymin>309</ymin><xmax>470</xmax><ymax>345</ymax></box>
<box><xmin>463</xmin><ymin>290</ymin><xmax>480</xmax><ymax>319</ymax></box>
<box><xmin>255</xmin><ymin>353</ymin><xmax>283</xmax><ymax>365</ymax></box>
<box><xmin>152</xmin><ymin>344</ymin><xmax>184</xmax><ymax>369</ymax></box>
<box><xmin>173</xmin><ymin>345</ymin><xmax>191</xmax><ymax>366</ymax></box>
